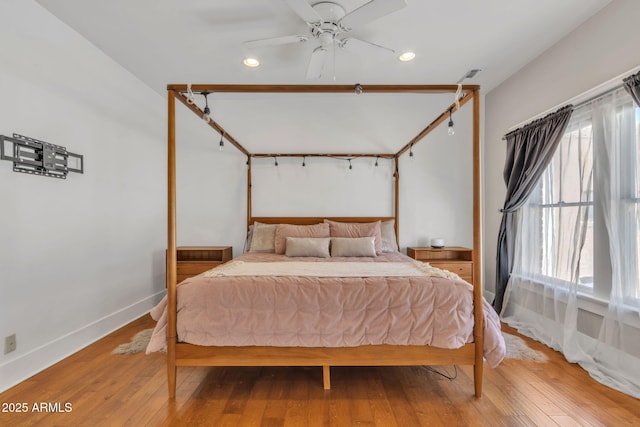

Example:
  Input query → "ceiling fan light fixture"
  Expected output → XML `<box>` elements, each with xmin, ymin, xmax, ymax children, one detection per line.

<box><xmin>398</xmin><ymin>51</ymin><xmax>415</xmax><ymax>62</ymax></box>
<box><xmin>243</xmin><ymin>57</ymin><xmax>260</xmax><ymax>67</ymax></box>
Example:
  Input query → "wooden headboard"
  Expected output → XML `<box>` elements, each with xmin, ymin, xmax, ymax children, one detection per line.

<box><xmin>250</xmin><ymin>216</ymin><xmax>395</xmax><ymax>226</ymax></box>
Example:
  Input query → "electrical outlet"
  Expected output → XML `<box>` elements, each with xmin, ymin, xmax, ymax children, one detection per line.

<box><xmin>4</xmin><ymin>334</ymin><xmax>16</xmax><ymax>354</ymax></box>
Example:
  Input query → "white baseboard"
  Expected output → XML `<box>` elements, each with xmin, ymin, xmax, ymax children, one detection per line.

<box><xmin>0</xmin><ymin>291</ymin><xmax>165</xmax><ymax>393</ymax></box>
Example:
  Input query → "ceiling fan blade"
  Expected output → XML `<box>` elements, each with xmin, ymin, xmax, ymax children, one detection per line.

<box><xmin>339</xmin><ymin>0</ymin><xmax>407</xmax><ymax>30</ymax></box>
<box><xmin>244</xmin><ymin>34</ymin><xmax>309</xmax><ymax>49</ymax></box>
<box><xmin>283</xmin><ymin>0</ymin><xmax>322</xmax><ymax>24</ymax></box>
<box><xmin>306</xmin><ymin>46</ymin><xmax>328</xmax><ymax>79</ymax></box>
<box><xmin>339</xmin><ymin>37</ymin><xmax>395</xmax><ymax>55</ymax></box>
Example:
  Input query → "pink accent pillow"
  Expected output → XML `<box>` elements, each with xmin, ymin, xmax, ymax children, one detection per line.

<box><xmin>324</xmin><ymin>219</ymin><xmax>382</xmax><ymax>254</ymax></box>
<box><xmin>330</xmin><ymin>237</ymin><xmax>377</xmax><ymax>257</ymax></box>
<box><xmin>285</xmin><ymin>237</ymin><xmax>330</xmax><ymax>258</ymax></box>
<box><xmin>274</xmin><ymin>223</ymin><xmax>330</xmax><ymax>254</ymax></box>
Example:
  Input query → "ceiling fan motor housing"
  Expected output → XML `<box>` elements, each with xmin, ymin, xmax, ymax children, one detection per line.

<box><xmin>310</xmin><ymin>2</ymin><xmax>347</xmax><ymax>45</ymax></box>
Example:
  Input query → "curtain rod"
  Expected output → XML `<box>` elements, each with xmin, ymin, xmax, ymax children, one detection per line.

<box><xmin>505</xmin><ymin>64</ymin><xmax>640</xmax><ymax>135</ymax></box>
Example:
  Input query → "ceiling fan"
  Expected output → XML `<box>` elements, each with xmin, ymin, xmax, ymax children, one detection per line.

<box><xmin>244</xmin><ymin>0</ymin><xmax>407</xmax><ymax>79</ymax></box>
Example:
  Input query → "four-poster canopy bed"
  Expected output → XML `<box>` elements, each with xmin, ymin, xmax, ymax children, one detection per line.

<box><xmin>151</xmin><ymin>83</ymin><xmax>505</xmax><ymax>399</ymax></box>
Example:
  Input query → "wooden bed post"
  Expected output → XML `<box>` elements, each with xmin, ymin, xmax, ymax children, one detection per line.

<box><xmin>247</xmin><ymin>155</ymin><xmax>252</xmax><ymax>228</ymax></box>
<box><xmin>472</xmin><ymin>88</ymin><xmax>483</xmax><ymax>398</ymax></box>
<box><xmin>394</xmin><ymin>156</ymin><xmax>399</xmax><ymax>245</ymax></box>
<box><xmin>167</xmin><ymin>89</ymin><xmax>178</xmax><ymax>399</ymax></box>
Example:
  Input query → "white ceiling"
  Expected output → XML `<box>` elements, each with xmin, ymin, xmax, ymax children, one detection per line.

<box><xmin>35</xmin><ymin>0</ymin><xmax>610</xmax><ymax>93</ymax></box>
<box><xmin>34</xmin><ymin>0</ymin><xmax>611</xmax><ymax>154</ymax></box>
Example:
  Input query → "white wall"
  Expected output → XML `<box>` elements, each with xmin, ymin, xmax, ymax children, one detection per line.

<box><xmin>0</xmin><ymin>1</ymin><xmax>168</xmax><ymax>392</ymax></box>
<box><xmin>173</xmin><ymin>92</ymin><xmax>476</xmax><ymax>256</ymax></box>
<box><xmin>174</xmin><ymin>100</ymin><xmax>475</xmax><ymax>255</ymax></box>
<box><xmin>484</xmin><ymin>0</ymin><xmax>640</xmax><ymax>297</ymax></box>
<box><xmin>174</xmin><ymin>108</ymin><xmax>248</xmax><ymax>251</ymax></box>
<box><xmin>192</xmin><ymin>90</ymin><xmax>475</xmax><ymax>254</ymax></box>
<box><xmin>399</xmin><ymin>103</ymin><xmax>474</xmax><ymax>250</ymax></box>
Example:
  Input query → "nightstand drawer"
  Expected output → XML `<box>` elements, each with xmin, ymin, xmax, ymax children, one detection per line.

<box><xmin>177</xmin><ymin>261</ymin><xmax>223</xmax><ymax>276</ymax></box>
<box><xmin>406</xmin><ymin>247</ymin><xmax>474</xmax><ymax>285</ymax></box>
<box><xmin>430</xmin><ymin>262</ymin><xmax>472</xmax><ymax>277</ymax></box>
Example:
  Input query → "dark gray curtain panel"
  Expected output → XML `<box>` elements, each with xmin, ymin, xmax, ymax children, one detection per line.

<box><xmin>493</xmin><ymin>105</ymin><xmax>574</xmax><ymax>313</ymax></box>
<box><xmin>623</xmin><ymin>70</ymin><xmax>640</xmax><ymax>106</ymax></box>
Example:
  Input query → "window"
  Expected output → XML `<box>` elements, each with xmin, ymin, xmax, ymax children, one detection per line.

<box><xmin>519</xmin><ymin>89</ymin><xmax>640</xmax><ymax>306</ymax></box>
<box><xmin>531</xmin><ymin>115</ymin><xmax>594</xmax><ymax>289</ymax></box>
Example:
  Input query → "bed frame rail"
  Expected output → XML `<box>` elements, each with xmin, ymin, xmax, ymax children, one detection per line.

<box><xmin>175</xmin><ymin>343</ymin><xmax>476</xmax><ymax>390</ymax></box>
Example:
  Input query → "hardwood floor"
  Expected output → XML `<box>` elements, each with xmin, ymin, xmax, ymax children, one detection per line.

<box><xmin>1</xmin><ymin>315</ymin><xmax>638</xmax><ymax>426</ymax></box>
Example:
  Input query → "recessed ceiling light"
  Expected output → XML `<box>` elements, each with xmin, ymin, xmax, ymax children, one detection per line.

<box><xmin>398</xmin><ymin>51</ymin><xmax>416</xmax><ymax>62</ymax></box>
<box><xmin>243</xmin><ymin>57</ymin><xmax>260</xmax><ymax>67</ymax></box>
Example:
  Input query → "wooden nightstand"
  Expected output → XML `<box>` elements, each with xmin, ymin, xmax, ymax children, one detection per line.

<box><xmin>406</xmin><ymin>246</ymin><xmax>473</xmax><ymax>285</ymax></box>
<box><xmin>167</xmin><ymin>246</ymin><xmax>232</xmax><ymax>286</ymax></box>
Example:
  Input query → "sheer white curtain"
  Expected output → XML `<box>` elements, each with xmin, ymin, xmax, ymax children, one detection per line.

<box><xmin>501</xmin><ymin>87</ymin><xmax>640</xmax><ymax>398</ymax></box>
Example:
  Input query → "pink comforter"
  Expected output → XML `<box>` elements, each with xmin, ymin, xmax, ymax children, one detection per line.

<box><xmin>147</xmin><ymin>252</ymin><xmax>505</xmax><ymax>367</ymax></box>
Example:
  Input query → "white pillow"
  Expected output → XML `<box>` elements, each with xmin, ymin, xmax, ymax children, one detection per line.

<box><xmin>330</xmin><ymin>237</ymin><xmax>377</xmax><ymax>257</ymax></box>
<box><xmin>381</xmin><ymin>219</ymin><xmax>399</xmax><ymax>252</ymax></box>
<box><xmin>285</xmin><ymin>237</ymin><xmax>330</xmax><ymax>258</ymax></box>
<box><xmin>249</xmin><ymin>222</ymin><xmax>277</xmax><ymax>252</ymax></box>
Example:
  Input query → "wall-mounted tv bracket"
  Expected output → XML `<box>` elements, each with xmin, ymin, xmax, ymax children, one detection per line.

<box><xmin>0</xmin><ymin>133</ymin><xmax>83</xmax><ymax>179</ymax></box>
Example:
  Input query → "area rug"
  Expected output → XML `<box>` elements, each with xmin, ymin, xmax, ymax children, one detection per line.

<box><xmin>114</xmin><ymin>328</ymin><xmax>548</xmax><ymax>362</ymax></box>
<box><xmin>502</xmin><ymin>332</ymin><xmax>549</xmax><ymax>362</ymax></box>
<box><xmin>112</xmin><ymin>328</ymin><xmax>154</xmax><ymax>354</ymax></box>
